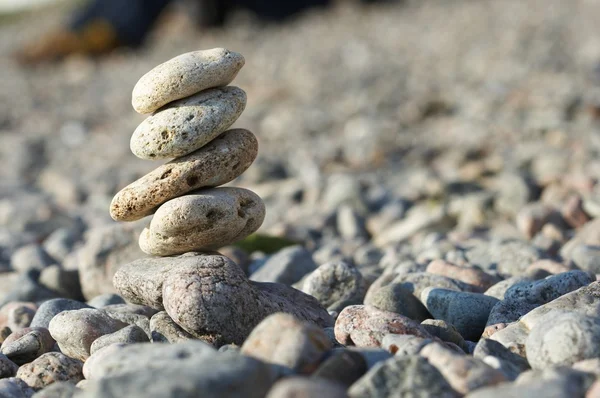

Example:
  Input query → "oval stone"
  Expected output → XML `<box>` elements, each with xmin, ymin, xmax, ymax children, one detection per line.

<box><xmin>139</xmin><ymin>187</ymin><xmax>265</xmax><ymax>256</ymax></box>
<box><xmin>111</xmin><ymin>129</ymin><xmax>258</xmax><ymax>222</ymax></box>
<box><xmin>132</xmin><ymin>48</ymin><xmax>245</xmax><ymax>114</ymax></box>
<box><xmin>130</xmin><ymin>86</ymin><xmax>246</xmax><ymax>160</ymax></box>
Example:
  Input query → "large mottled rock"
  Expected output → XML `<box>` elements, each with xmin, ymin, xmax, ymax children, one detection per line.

<box><xmin>132</xmin><ymin>48</ymin><xmax>245</xmax><ymax>114</ymax></box>
<box><xmin>348</xmin><ymin>356</ymin><xmax>460</xmax><ymax>398</ymax></box>
<box><xmin>421</xmin><ymin>288</ymin><xmax>499</xmax><ymax>340</ymax></box>
<box><xmin>75</xmin><ymin>223</ymin><xmax>146</xmax><ymax>300</ymax></box>
<box><xmin>251</xmin><ymin>246</ymin><xmax>317</xmax><ymax>286</ymax></box>
<box><xmin>334</xmin><ymin>305</ymin><xmax>434</xmax><ymax>347</ymax></box>
<box><xmin>241</xmin><ymin>313</ymin><xmax>331</xmax><ymax>373</ymax></box>
<box><xmin>139</xmin><ymin>188</ymin><xmax>265</xmax><ymax>256</ymax></box>
<box><xmin>114</xmin><ymin>253</ymin><xmax>333</xmax><ymax>345</ymax></box>
<box><xmin>16</xmin><ymin>352</ymin><xmax>83</xmax><ymax>390</ymax></box>
<box><xmin>48</xmin><ymin>309</ymin><xmax>128</xmax><ymax>361</ymax></box>
<box><xmin>111</xmin><ymin>129</ymin><xmax>258</xmax><ymax>221</ymax></box>
<box><xmin>131</xmin><ymin>87</ymin><xmax>246</xmax><ymax>159</ymax></box>
<box><xmin>79</xmin><ymin>351</ymin><xmax>274</xmax><ymax>398</ymax></box>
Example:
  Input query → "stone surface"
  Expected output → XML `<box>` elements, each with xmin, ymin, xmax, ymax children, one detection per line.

<box><xmin>311</xmin><ymin>349</ymin><xmax>367</xmax><ymax>388</ymax></box>
<box><xmin>139</xmin><ymin>187</ymin><xmax>265</xmax><ymax>256</ymax></box>
<box><xmin>421</xmin><ymin>319</ymin><xmax>467</xmax><ymax>351</ymax></box>
<box><xmin>364</xmin><ymin>282</ymin><xmax>432</xmax><ymax>323</ymax></box>
<box><xmin>474</xmin><ymin>338</ymin><xmax>530</xmax><ymax>380</ymax></box>
<box><xmin>89</xmin><ymin>325</ymin><xmax>149</xmax><ymax>354</ymax></box>
<box><xmin>266</xmin><ymin>377</ymin><xmax>348</xmax><ymax>398</ymax></box>
<box><xmin>149</xmin><ymin>311</ymin><xmax>195</xmax><ymax>343</ymax></box>
<box><xmin>30</xmin><ymin>299</ymin><xmax>91</xmax><ymax>330</ymax></box>
<box><xmin>38</xmin><ymin>265</ymin><xmax>83</xmax><ymax>301</ymax></box>
<box><xmin>31</xmin><ymin>382</ymin><xmax>76</xmax><ymax>398</ymax></box>
<box><xmin>0</xmin><ymin>378</ymin><xmax>35</xmax><ymax>398</ymax></box>
<box><xmin>241</xmin><ymin>313</ymin><xmax>331</xmax><ymax>373</ymax></box>
<box><xmin>1</xmin><ymin>327</ymin><xmax>56</xmax><ymax>365</ymax></box>
<box><xmin>420</xmin><ymin>342</ymin><xmax>506</xmax><ymax>394</ymax></box>
<box><xmin>334</xmin><ymin>305</ymin><xmax>434</xmax><ymax>347</ymax></box>
<box><xmin>48</xmin><ymin>309</ymin><xmax>128</xmax><ymax>361</ymax></box>
<box><xmin>114</xmin><ymin>253</ymin><xmax>333</xmax><ymax>345</ymax></box>
<box><xmin>421</xmin><ymin>288</ymin><xmax>499</xmax><ymax>340</ymax></box>
<box><xmin>426</xmin><ymin>259</ymin><xmax>498</xmax><ymax>291</ymax></box>
<box><xmin>112</xmin><ymin>129</ymin><xmax>258</xmax><ymax>221</ymax></box>
<box><xmin>0</xmin><ymin>302</ymin><xmax>37</xmax><ymax>332</ymax></box>
<box><xmin>132</xmin><ymin>48</ymin><xmax>245</xmax><ymax>114</ymax></box>
<box><xmin>80</xmin><ymin>351</ymin><xmax>274</xmax><ymax>398</ymax></box>
<box><xmin>300</xmin><ymin>260</ymin><xmax>366</xmax><ymax>312</ymax></box>
<box><xmin>10</xmin><ymin>244</ymin><xmax>54</xmax><ymax>275</ymax></box>
<box><xmin>131</xmin><ymin>86</ymin><xmax>246</xmax><ymax>159</ymax></box>
<box><xmin>251</xmin><ymin>245</ymin><xmax>318</xmax><ymax>286</ymax></box>
<box><xmin>0</xmin><ymin>352</ymin><xmax>18</xmax><ymax>378</ymax></box>
<box><xmin>16</xmin><ymin>352</ymin><xmax>83</xmax><ymax>390</ymax></box>
<box><xmin>348</xmin><ymin>355</ymin><xmax>460</xmax><ymax>398</ymax></box>
<box><xmin>380</xmin><ymin>334</ymin><xmax>433</xmax><ymax>356</ymax></box>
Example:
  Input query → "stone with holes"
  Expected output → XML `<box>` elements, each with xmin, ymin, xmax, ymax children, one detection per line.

<box><xmin>139</xmin><ymin>187</ymin><xmax>265</xmax><ymax>256</ymax></box>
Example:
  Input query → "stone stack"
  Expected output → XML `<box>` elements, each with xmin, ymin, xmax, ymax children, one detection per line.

<box><xmin>110</xmin><ymin>48</ymin><xmax>333</xmax><ymax>346</ymax></box>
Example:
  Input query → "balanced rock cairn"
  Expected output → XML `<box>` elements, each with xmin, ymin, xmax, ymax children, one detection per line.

<box><xmin>110</xmin><ymin>48</ymin><xmax>332</xmax><ymax>346</ymax></box>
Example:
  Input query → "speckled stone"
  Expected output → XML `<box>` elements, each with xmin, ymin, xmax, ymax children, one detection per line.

<box><xmin>130</xmin><ymin>87</ymin><xmax>246</xmax><ymax>159</ymax></box>
<box><xmin>139</xmin><ymin>187</ymin><xmax>265</xmax><ymax>256</ymax></box>
<box><xmin>132</xmin><ymin>48</ymin><xmax>245</xmax><ymax>114</ymax></box>
<box><xmin>16</xmin><ymin>352</ymin><xmax>83</xmax><ymax>390</ymax></box>
<box><xmin>111</xmin><ymin>129</ymin><xmax>258</xmax><ymax>221</ymax></box>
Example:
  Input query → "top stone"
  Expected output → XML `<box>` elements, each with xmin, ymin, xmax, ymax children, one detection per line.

<box><xmin>131</xmin><ymin>48</ymin><xmax>245</xmax><ymax>114</ymax></box>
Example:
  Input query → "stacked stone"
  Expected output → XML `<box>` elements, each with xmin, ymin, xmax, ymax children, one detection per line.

<box><xmin>110</xmin><ymin>48</ymin><xmax>265</xmax><ymax>256</ymax></box>
<box><xmin>109</xmin><ymin>48</ymin><xmax>333</xmax><ymax>346</ymax></box>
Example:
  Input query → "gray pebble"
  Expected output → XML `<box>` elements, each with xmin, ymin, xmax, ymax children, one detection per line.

<box><xmin>421</xmin><ymin>319</ymin><xmax>467</xmax><ymax>351</ymax></box>
<box><xmin>30</xmin><ymin>299</ymin><xmax>91</xmax><ymax>329</ymax></box>
<box><xmin>31</xmin><ymin>382</ymin><xmax>76</xmax><ymax>398</ymax></box>
<box><xmin>421</xmin><ymin>288</ymin><xmax>499</xmax><ymax>340</ymax></box>
<box><xmin>312</xmin><ymin>349</ymin><xmax>367</xmax><ymax>388</ymax></box>
<box><xmin>48</xmin><ymin>308</ymin><xmax>128</xmax><ymax>361</ymax></box>
<box><xmin>139</xmin><ymin>187</ymin><xmax>265</xmax><ymax>256</ymax></box>
<box><xmin>149</xmin><ymin>311</ymin><xmax>195</xmax><ymax>343</ymax></box>
<box><xmin>570</xmin><ymin>244</ymin><xmax>600</xmax><ymax>274</ymax></box>
<box><xmin>380</xmin><ymin>334</ymin><xmax>433</xmax><ymax>356</ymax></box>
<box><xmin>10</xmin><ymin>244</ymin><xmax>54</xmax><ymax>275</ymax></box>
<box><xmin>90</xmin><ymin>325</ymin><xmax>149</xmax><ymax>354</ymax></box>
<box><xmin>0</xmin><ymin>352</ymin><xmax>18</xmax><ymax>378</ymax></box>
<box><xmin>266</xmin><ymin>377</ymin><xmax>348</xmax><ymax>398</ymax></box>
<box><xmin>365</xmin><ymin>283</ymin><xmax>432</xmax><ymax>323</ymax></box>
<box><xmin>1</xmin><ymin>327</ymin><xmax>55</xmax><ymax>365</ymax></box>
<box><xmin>38</xmin><ymin>265</ymin><xmax>83</xmax><ymax>301</ymax></box>
<box><xmin>0</xmin><ymin>378</ymin><xmax>35</xmax><ymax>398</ymax></box>
<box><xmin>86</xmin><ymin>294</ymin><xmax>125</xmax><ymax>308</ymax></box>
<box><xmin>131</xmin><ymin>48</ymin><xmax>245</xmax><ymax>114</ymax></box>
<box><xmin>474</xmin><ymin>339</ymin><xmax>530</xmax><ymax>381</ymax></box>
<box><xmin>251</xmin><ymin>245</ymin><xmax>318</xmax><ymax>286</ymax></box>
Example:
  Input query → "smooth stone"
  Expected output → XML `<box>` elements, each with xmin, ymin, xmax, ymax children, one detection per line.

<box><xmin>30</xmin><ymin>299</ymin><xmax>91</xmax><ymax>329</ymax></box>
<box><xmin>421</xmin><ymin>319</ymin><xmax>467</xmax><ymax>351</ymax></box>
<box><xmin>526</xmin><ymin>312</ymin><xmax>600</xmax><ymax>369</ymax></box>
<box><xmin>30</xmin><ymin>382</ymin><xmax>76</xmax><ymax>398</ymax></box>
<box><xmin>149</xmin><ymin>311</ymin><xmax>195</xmax><ymax>343</ymax></box>
<box><xmin>16</xmin><ymin>352</ymin><xmax>83</xmax><ymax>390</ymax></box>
<box><xmin>426</xmin><ymin>259</ymin><xmax>499</xmax><ymax>291</ymax></box>
<box><xmin>484</xmin><ymin>276</ymin><xmax>533</xmax><ymax>300</ymax></box>
<box><xmin>473</xmin><ymin>339</ymin><xmax>530</xmax><ymax>380</ymax></box>
<box><xmin>80</xmin><ymin>352</ymin><xmax>274</xmax><ymax>398</ymax></box>
<box><xmin>266</xmin><ymin>377</ymin><xmax>348</xmax><ymax>398</ymax></box>
<box><xmin>86</xmin><ymin>294</ymin><xmax>125</xmax><ymax>308</ymax></box>
<box><xmin>300</xmin><ymin>260</ymin><xmax>367</xmax><ymax>312</ymax></box>
<box><xmin>38</xmin><ymin>265</ymin><xmax>83</xmax><ymax>301</ymax></box>
<box><xmin>101</xmin><ymin>304</ymin><xmax>155</xmax><ymax>337</ymax></box>
<box><xmin>464</xmin><ymin>239</ymin><xmax>542</xmax><ymax>275</ymax></box>
<box><xmin>48</xmin><ymin>309</ymin><xmax>128</xmax><ymax>361</ymax></box>
<box><xmin>81</xmin><ymin>344</ymin><xmax>128</xmax><ymax>380</ymax></box>
<box><xmin>0</xmin><ymin>352</ymin><xmax>18</xmax><ymax>378</ymax></box>
<box><xmin>348</xmin><ymin>356</ymin><xmax>460</xmax><ymax>398</ymax></box>
<box><xmin>114</xmin><ymin>253</ymin><xmax>333</xmax><ymax>345</ymax></box>
<box><xmin>0</xmin><ymin>378</ymin><xmax>35</xmax><ymax>398</ymax></box>
<box><xmin>10</xmin><ymin>244</ymin><xmax>54</xmax><ymax>275</ymax></box>
<box><xmin>570</xmin><ymin>245</ymin><xmax>600</xmax><ymax>274</ymax></box>
<box><xmin>346</xmin><ymin>347</ymin><xmax>392</xmax><ymax>369</ymax></box>
<box><xmin>0</xmin><ymin>302</ymin><xmax>37</xmax><ymax>332</ymax></box>
<box><xmin>364</xmin><ymin>283</ymin><xmax>432</xmax><ymax>323</ymax></box>
<box><xmin>251</xmin><ymin>245</ymin><xmax>318</xmax><ymax>286</ymax></box>
<box><xmin>421</xmin><ymin>288</ymin><xmax>499</xmax><ymax>340</ymax></box>
<box><xmin>89</xmin><ymin>325</ymin><xmax>149</xmax><ymax>355</ymax></box>
<box><xmin>132</xmin><ymin>48</ymin><xmax>245</xmax><ymax>114</ymax></box>
<box><xmin>241</xmin><ymin>313</ymin><xmax>331</xmax><ymax>374</ymax></box>
<box><xmin>380</xmin><ymin>334</ymin><xmax>433</xmax><ymax>356</ymax></box>
<box><xmin>1</xmin><ymin>327</ymin><xmax>55</xmax><ymax>365</ymax></box>
<box><xmin>334</xmin><ymin>305</ymin><xmax>434</xmax><ymax>347</ymax></box>
<box><xmin>311</xmin><ymin>349</ymin><xmax>367</xmax><ymax>388</ymax></box>
<box><xmin>139</xmin><ymin>187</ymin><xmax>265</xmax><ymax>256</ymax></box>
<box><xmin>112</xmin><ymin>129</ymin><xmax>258</xmax><ymax>221</ymax></box>
<box><xmin>131</xmin><ymin>86</ymin><xmax>246</xmax><ymax>159</ymax></box>
<box><xmin>420</xmin><ymin>342</ymin><xmax>506</xmax><ymax>395</ymax></box>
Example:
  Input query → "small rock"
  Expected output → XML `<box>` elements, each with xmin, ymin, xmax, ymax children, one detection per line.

<box><xmin>421</xmin><ymin>288</ymin><xmax>499</xmax><ymax>340</ymax></box>
<box><xmin>149</xmin><ymin>311</ymin><xmax>195</xmax><ymax>343</ymax></box>
<box><xmin>1</xmin><ymin>327</ymin><xmax>55</xmax><ymax>365</ymax></box>
<box><xmin>300</xmin><ymin>261</ymin><xmax>366</xmax><ymax>312</ymax></box>
<box><xmin>337</xmin><ymin>205</ymin><xmax>369</xmax><ymax>241</ymax></box>
<box><xmin>348</xmin><ymin>356</ymin><xmax>460</xmax><ymax>398</ymax></box>
<box><xmin>380</xmin><ymin>334</ymin><xmax>433</xmax><ymax>356</ymax></box>
<box><xmin>30</xmin><ymin>381</ymin><xmax>76</xmax><ymax>398</ymax></box>
<box><xmin>0</xmin><ymin>352</ymin><xmax>18</xmax><ymax>378</ymax></box>
<box><xmin>464</xmin><ymin>239</ymin><xmax>542</xmax><ymax>275</ymax></box>
<box><xmin>562</xmin><ymin>195</ymin><xmax>591</xmax><ymax>229</ymax></box>
<box><xmin>131</xmin><ymin>48</ymin><xmax>245</xmax><ymax>114</ymax></box>
<box><xmin>86</xmin><ymin>294</ymin><xmax>125</xmax><ymax>308</ymax></box>
<box><xmin>16</xmin><ymin>352</ymin><xmax>83</xmax><ymax>390</ymax></box>
<box><xmin>48</xmin><ymin>308</ymin><xmax>128</xmax><ymax>361</ymax></box>
<box><xmin>334</xmin><ymin>305</ymin><xmax>434</xmax><ymax>347</ymax></box>
<box><xmin>89</xmin><ymin>325</ymin><xmax>149</xmax><ymax>355</ymax></box>
<box><xmin>30</xmin><ymin>299</ymin><xmax>90</xmax><ymax>329</ymax></box>
<box><xmin>364</xmin><ymin>283</ymin><xmax>431</xmax><ymax>322</ymax></box>
<box><xmin>426</xmin><ymin>259</ymin><xmax>498</xmax><ymax>292</ymax></box>
<box><xmin>10</xmin><ymin>244</ymin><xmax>54</xmax><ymax>275</ymax></box>
<box><xmin>251</xmin><ymin>245</ymin><xmax>318</xmax><ymax>286</ymax></box>
<box><xmin>0</xmin><ymin>378</ymin><xmax>35</xmax><ymax>398</ymax></box>
<box><xmin>139</xmin><ymin>187</ymin><xmax>265</xmax><ymax>256</ymax></box>
<box><xmin>0</xmin><ymin>302</ymin><xmax>37</xmax><ymax>331</ymax></box>
<box><xmin>421</xmin><ymin>319</ymin><xmax>467</xmax><ymax>351</ymax></box>
<box><xmin>570</xmin><ymin>245</ymin><xmax>600</xmax><ymax>274</ymax></box>
<box><xmin>311</xmin><ymin>349</ymin><xmax>367</xmax><ymax>388</ymax></box>
<box><xmin>38</xmin><ymin>265</ymin><xmax>83</xmax><ymax>301</ymax></box>
<box><xmin>266</xmin><ymin>377</ymin><xmax>348</xmax><ymax>398</ymax></box>
<box><xmin>42</xmin><ymin>228</ymin><xmax>81</xmax><ymax>264</ymax></box>
<box><xmin>241</xmin><ymin>313</ymin><xmax>331</xmax><ymax>374</ymax></box>
<box><xmin>474</xmin><ymin>339</ymin><xmax>530</xmax><ymax>380</ymax></box>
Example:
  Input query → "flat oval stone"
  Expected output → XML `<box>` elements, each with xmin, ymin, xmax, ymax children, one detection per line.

<box><xmin>130</xmin><ymin>86</ymin><xmax>246</xmax><ymax>160</ymax></box>
<box><xmin>132</xmin><ymin>48</ymin><xmax>245</xmax><ymax>114</ymax></box>
<box><xmin>139</xmin><ymin>187</ymin><xmax>265</xmax><ymax>256</ymax></box>
<box><xmin>111</xmin><ymin>129</ymin><xmax>258</xmax><ymax>221</ymax></box>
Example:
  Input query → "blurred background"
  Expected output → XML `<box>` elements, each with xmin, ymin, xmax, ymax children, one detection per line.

<box><xmin>3</xmin><ymin>0</ymin><xmax>600</xmax><ymax>300</ymax></box>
